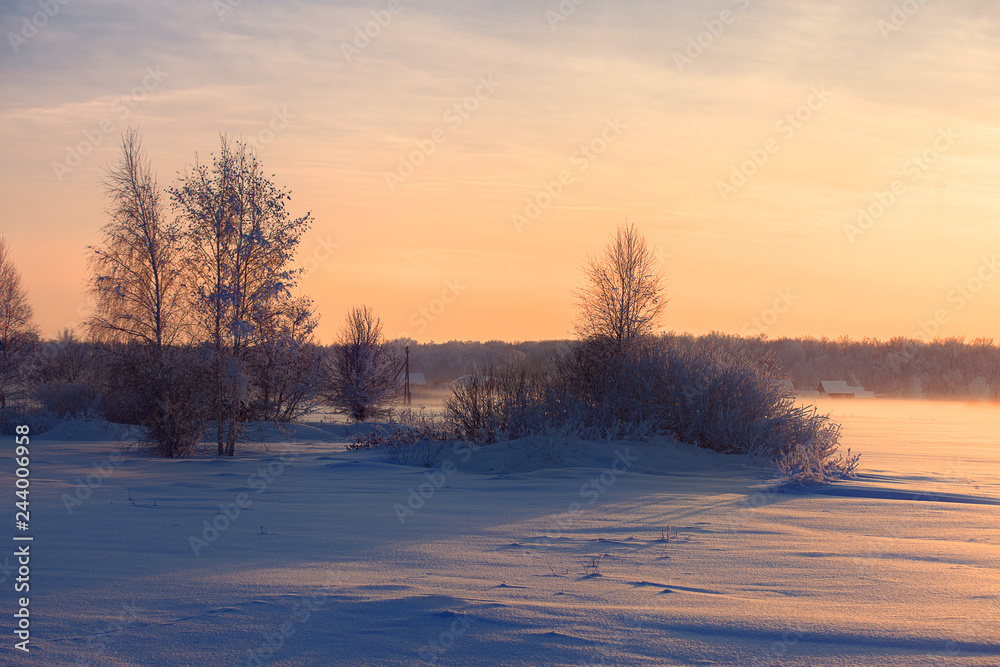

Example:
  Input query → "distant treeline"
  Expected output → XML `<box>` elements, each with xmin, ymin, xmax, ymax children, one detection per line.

<box><xmin>10</xmin><ymin>332</ymin><xmax>998</xmax><ymax>437</ymax></box>
<box><xmin>403</xmin><ymin>333</ymin><xmax>1000</xmax><ymax>400</ymax></box>
<box><xmin>403</xmin><ymin>339</ymin><xmax>572</xmax><ymax>386</ymax></box>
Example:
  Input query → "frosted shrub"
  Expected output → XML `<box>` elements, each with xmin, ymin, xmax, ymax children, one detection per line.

<box><xmin>28</xmin><ymin>331</ymin><xmax>100</xmax><ymax>418</ymax></box>
<box><xmin>445</xmin><ymin>364</ymin><xmax>549</xmax><ymax>443</ymax></box>
<box><xmin>652</xmin><ymin>337</ymin><xmax>829</xmax><ymax>457</ymax></box>
<box><xmin>0</xmin><ymin>404</ymin><xmax>55</xmax><ymax>435</ymax></box>
<box><xmin>779</xmin><ymin>445</ymin><xmax>860</xmax><ymax>484</ymax></box>
<box><xmin>445</xmin><ymin>334</ymin><xmax>859</xmax><ymax>482</ymax></box>
<box><xmin>575</xmin><ymin>335</ymin><xmax>856</xmax><ymax>481</ymax></box>
<box><xmin>320</xmin><ymin>306</ymin><xmax>400</xmax><ymax>423</ymax></box>
<box><xmin>94</xmin><ymin>344</ymin><xmax>212</xmax><ymax>458</ymax></box>
<box><xmin>32</xmin><ymin>381</ymin><xmax>101</xmax><ymax>419</ymax></box>
<box><xmin>349</xmin><ymin>409</ymin><xmax>455</xmax><ymax>467</ymax></box>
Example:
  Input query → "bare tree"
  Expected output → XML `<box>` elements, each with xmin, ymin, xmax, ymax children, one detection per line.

<box><xmin>29</xmin><ymin>329</ymin><xmax>99</xmax><ymax>418</ymax></box>
<box><xmin>171</xmin><ymin>136</ymin><xmax>312</xmax><ymax>455</ymax></box>
<box><xmin>86</xmin><ymin>128</ymin><xmax>203</xmax><ymax>457</ymax></box>
<box><xmin>0</xmin><ymin>238</ymin><xmax>38</xmax><ymax>409</ymax></box>
<box><xmin>574</xmin><ymin>222</ymin><xmax>666</xmax><ymax>343</ymax></box>
<box><xmin>246</xmin><ymin>295</ymin><xmax>322</xmax><ymax>422</ymax></box>
<box><xmin>322</xmin><ymin>306</ymin><xmax>401</xmax><ymax>422</ymax></box>
<box><xmin>32</xmin><ymin>329</ymin><xmax>93</xmax><ymax>385</ymax></box>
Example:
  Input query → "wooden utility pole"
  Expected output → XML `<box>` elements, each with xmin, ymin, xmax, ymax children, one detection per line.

<box><xmin>404</xmin><ymin>344</ymin><xmax>411</xmax><ymax>405</ymax></box>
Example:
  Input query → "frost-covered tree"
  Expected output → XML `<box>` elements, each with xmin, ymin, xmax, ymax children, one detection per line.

<box><xmin>322</xmin><ymin>306</ymin><xmax>401</xmax><ymax>422</ymax></box>
<box><xmin>86</xmin><ymin>128</ymin><xmax>204</xmax><ymax>457</ymax></box>
<box><xmin>0</xmin><ymin>237</ymin><xmax>38</xmax><ymax>409</ymax></box>
<box><xmin>574</xmin><ymin>222</ymin><xmax>666</xmax><ymax>344</ymax></box>
<box><xmin>171</xmin><ymin>136</ymin><xmax>312</xmax><ymax>455</ymax></box>
<box><xmin>246</xmin><ymin>295</ymin><xmax>321</xmax><ymax>422</ymax></box>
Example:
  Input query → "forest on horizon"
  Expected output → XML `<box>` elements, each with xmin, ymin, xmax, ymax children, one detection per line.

<box><xmin>402</xmin><ymin>333</ymin><xmax>1000</xmax><ymax>401</ymax></box>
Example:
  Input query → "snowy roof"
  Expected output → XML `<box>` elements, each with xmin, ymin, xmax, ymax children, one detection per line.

<box><xmin>818</xmin><ymin>380</ymin><xmax>855</xmax><ymax>394</ymax></box>
<box><xmin>818</xmin><ymin>380</ymin><xmax>875</xmax><ymax>398</ymax></box>
<box><xmin>408</xmin><ymin>373</ymin><xmax>426</xmax><ymax>385</ymax></box>
<box><xmin>451</xmin><ymin>374</ymin><xmax>477</xmax><ymax>388</ymax></box>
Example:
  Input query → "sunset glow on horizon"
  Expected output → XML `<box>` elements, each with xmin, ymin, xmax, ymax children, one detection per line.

<box><xmin>2</xmin><ymin>0</ymin><xmax>998</xmax><ymax>344</ymax></box>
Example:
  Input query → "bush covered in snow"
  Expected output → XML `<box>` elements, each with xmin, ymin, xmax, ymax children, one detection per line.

<box><xmin>90</xmin><ymin>344</ymin><xmax>213</xmax><ymax>457</ymax></box>
<box><xmin>320</xmin><ymin>306</ymin><xmax>401</xmax><ymax>423</ymax></box>
<box><xmin>443</xmin><ymin>334</ymin><xmax>858</xmax><ymax>482</ymax></box>
<box><xmin>445</xmin><ymin>364</ymin><xmax>550</xmax><ymax>444</ymax></box>
<box><xmin>0</xmin><ymin>404</ymin><xmax>56</xmax><ymax>436</ymax></box>
<box><xmin>348</xmin><ymin>408</ymin><xmax>456</xmax><ymax>466</ymax></box>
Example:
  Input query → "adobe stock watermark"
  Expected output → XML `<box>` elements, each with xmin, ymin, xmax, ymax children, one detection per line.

<box><xmin>940</xmin><ymin>459</ymin><xmax>978</xmax><ymax>488</ymax></box>
<box><xmin>843</xmin><ymin>127</ymin><xmax>956</xmax><ymax>244</ymax></box>
<box><xmin>672</xmin><ymin>0</ymin><xmax>751</xmax><ymax>72</ymax></box>
<box><xmin>52</xmin><ymin>65</ymin><xmax>169</xmax><ymax>182</ymax></box>
<box><xmin>398</xmin><ymin>278</ymin><xmax>467</xmax><ymax>338</ymax></box>
<box><xmin>653</xmin><ymin>243</ymin><xmax>673</xmax><ymax>270</ymax></box>
<box><xmin>853</xmin><ymin>498</ymin><xmax>926</xmax><ymax>577</ymax></box>
<box><xmin>931</xmin><ymin>593</ymin><xmax>999</xmax><ymax>666</ymax></box>
<box><xmin>717</xmin><ymin>85</ymin><xmax>831</xmax><ymax>201</ymax></box>
<box><xmin>234</xmin><ymin>569</ymin><xmax>348</xmax><ymax>667</ymax></box>
<box><xmin>878</xmin><ymin>0</ymin><xmax>933</xmax><ymax>39</ymax></box>
<box><xmin>914</xmin><ymin>255</ymin><xmax>999</xmax><ymax>343</ymax></box>
<box><xmin>545</xmin><ymin>0</ymin><xmax>586</xmax><ymax>30</ymax></box>
<box><xmin>72</xmin><ymin>602</ymin><xmax>143</xmax><ymax>667</ymax></box>
<box><xmin>583</xmin><ymin>612</ymin><xmax>647</xmax><ymax>666</ymax></box>
<box><xmin>740</xmin><ymin>288</ymin><xmax>798</xmax><ymax>337</ymax></box>
<box><xmin>61</xmin><ymin>451</ymin><xmax>125</xmax><ymax>514</ymax></box>
<box><xmin>212</xmin><ymin>0</ymin><xmax>243</xmax><ymax>20</ymax></box>
<box><xmin>300</xmin><ymin>235</ymin><xmax>339</xmax><ymax>277</ymax></box>
<box><xmin>721</xmin><ymin>472</ymin><xmax>786</xmax><ymax>533</ymax></box>
<box><xmin>63</xmin><ymin>295</ymin><xmax>95</xmax><ymax>334</ymax></box>
<box><xmin>385</xmin><ymin>75</ymin><xmax>500</xmax><ymax>192</ymax></box>
<box><xmin>416</xmin><ymin>611</ymin><xmax>475</xmax><ymax>665</ymax></box>
<box><xmin>189</xmin><ymin>449</ymin><xmax>298</xmax><ymax>556</ymax></box>
<box><xmin>7</xmin><ymin>0</ymin><xmax>70</xmax><ymax>54</ymax></box>
<box><xmin>393</xmin><ymin>441</ymin><xmax>483</xmax><ymax>524</ymax></box>
<box><xmin>340</xmin><ymin>0</ymin><xmax>403</xmax><ymax>63</ymax></box>
<box><xmin>512</xmin><ymin>117</ymin><xmax>627</xmax><ymax>233</ymax></box>
<box><xmin>520</xmin><ymin>448</ymin><xmax>638</xmax><ymax>562</ymax></box>
<box><xmin>747</xmin><ymin>625</ymin><xmax>804</xmax><ymax>667</ymax></box>
<box><xmin>246</xmin><ymin>107</ymin><xmax>294</xmax><ymax>154</ymax></box>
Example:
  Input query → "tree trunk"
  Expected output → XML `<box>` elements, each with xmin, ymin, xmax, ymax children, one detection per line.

<box><xmin>158</xmin><ymin>363</ymin><xmax>172</xmax><ymax>457</ymax></box>
<box><xmin>216</xmin><ymin>317</ymin><xmax>224</xmax><ymax>456</ymax></box>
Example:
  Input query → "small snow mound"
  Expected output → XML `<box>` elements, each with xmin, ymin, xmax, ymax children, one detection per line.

<box><xmin>225</xmin><ymin>421</ymin><xmax>344</xmax><ymax>443</ymax></box>
<box><xmin>33</xmin><ymin>418</ymin><xmax>131</xmax><ymax>442</ymax></box>
<box><xmin>304</xmin><ymin>421</ymin><xmax>382</xmax><ymax>439</ymax></box>
<box><xmin>457</xmin><ymin>434</ymin><xmax>756</xmax><ymax>477</ymax></box>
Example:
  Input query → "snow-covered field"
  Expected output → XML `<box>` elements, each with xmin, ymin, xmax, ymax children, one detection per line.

<box><xmin>8</xmin><ymin>399</ymin><xmax>1000</xmax><ymax>665</ymax></box>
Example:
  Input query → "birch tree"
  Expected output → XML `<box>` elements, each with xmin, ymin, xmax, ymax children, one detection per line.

<box><xmin>86</xmin><ymin>128</ymin><xmax>202</xmax><ymax>457</ymax></box>
<box><xmin>246</xmin><ymin>295</ymin><xmax>321</xmax><ymax>422</ymax></box>
<box><xmin>574</xmin><ymin>222</ymin><xmax>666</xmax><ymax>344</ymax></box>
<box><xmin>322</xmin><ymin>306</ymin><xmax>401</xmax><ymax>422</ymax></box>
<box><xmin>171</xmin><ymin>136</ymin><xmax>312</xmax><ymax>455</ymax></box>
<box><xmin>0</xmin><ymin>238</ymin><xmax>38</xmax><ymax>409</ymax></box>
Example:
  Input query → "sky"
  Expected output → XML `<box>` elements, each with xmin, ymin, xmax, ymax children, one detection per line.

<box><xmin>1</xmin><ymin>0</ymin><xmax>998</xmax><ymax>344</ymax></box>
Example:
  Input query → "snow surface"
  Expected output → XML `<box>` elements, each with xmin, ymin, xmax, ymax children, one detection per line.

<box><xmin>7</xmin><ymin>399</ymin><xmax>1000</xmax><ymax>665</ymax></box>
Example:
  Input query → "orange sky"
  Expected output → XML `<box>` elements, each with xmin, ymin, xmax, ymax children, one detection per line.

<box><xmin>2</xmin><ymin>1</ymin><xmax>998</xmax><ymax>344</ymax></box>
